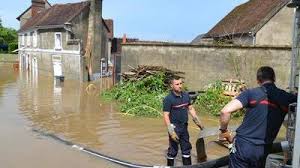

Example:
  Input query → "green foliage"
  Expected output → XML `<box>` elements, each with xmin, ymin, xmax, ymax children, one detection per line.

<box><xmin>0</xmin><ymin>37</ymin><xmax>4</xmax><ymax>45</ymax></box>
<box><xmin>0</xmin><ymin>27</ymin><xmax>17</xmax><ymax>44</ymax></box>
<box><xmin>8</xmin><ymin>42</ymin><xmax>18</xmax><ymax>52</ymax></box>
<box><xmin>0</xmin><ymin>17</ymin><xmax>18</xmax><ymax>53</ymax></box>
<box><xmin>195</xmin><ymin>81</ymin><xmax>243</xmax><ymax>117</ymax></box>
<box><xmin>102</xmin><ymin>73</ymin><xmax>169</xmax><ymax>117</ymax></box>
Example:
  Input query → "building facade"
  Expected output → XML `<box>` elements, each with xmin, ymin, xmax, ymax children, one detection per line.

<box><xmin>17</xmin><ymin>0</ymin><xmax>112</xmax><ymax>81</ymax></box>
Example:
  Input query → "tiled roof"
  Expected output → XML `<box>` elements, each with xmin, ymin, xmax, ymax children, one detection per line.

<box><xmin>204</xmin><ymin>0</ymin><xmax>289</xmax><ymax>38</ymax></box>
<box><xmin>19</xmin><ymin>1</ymin><xmax>89</xmax><ymax>32</ymax></box>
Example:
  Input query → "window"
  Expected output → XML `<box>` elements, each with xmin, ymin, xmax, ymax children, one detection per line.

<box><xmin>21</xmin><ymin>34</ymin><xmax>25</xmax><ymax>46</ymax></box>
<box><xmin>27</xmin><ymin>33</ymin><xmax>31</xmax><ymax>47</ymax></box>
<box><xmin>54</xmin><ymin>33</ymin><xmax>62</xmax><ymax>50</ymax></box>
<box><xmin>33</xmin><ymin>31</ymin><xmax>37</xmax><ymax>48</ymax></box>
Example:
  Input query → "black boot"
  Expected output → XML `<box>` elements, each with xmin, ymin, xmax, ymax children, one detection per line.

<box><xmin>167</xmin><ymin>158</ymin><xmax>174</xmax><ymax>166</ymax></box>
<box><xmin>182</xmin><ymin>156</ymin><xmax>191</xmax><ymax>165</ymax></box>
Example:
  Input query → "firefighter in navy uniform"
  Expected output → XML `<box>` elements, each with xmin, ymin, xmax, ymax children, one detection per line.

<box><xmin>219</xmin><ymin>66</ymin><xmax>297</xmax><ymax>168</ymax></box>
<box><xmin>163</xmin><ymin>77</ymin><xmax>204</xmax><ymax>166</ymax></box>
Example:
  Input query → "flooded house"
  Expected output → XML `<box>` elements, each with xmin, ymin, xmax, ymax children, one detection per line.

<box><xmin>17</xmin><ymin>0</ymin><xmax>113</xmax><ymax>81</ymax></box>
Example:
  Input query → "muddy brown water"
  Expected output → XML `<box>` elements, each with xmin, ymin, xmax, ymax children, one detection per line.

<box><xmin>0</xmin><ymin>63</ymin><xmax>237</xmax><ymax>167</ymax></box>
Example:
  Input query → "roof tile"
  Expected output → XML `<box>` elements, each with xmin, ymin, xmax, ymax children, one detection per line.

<box><xmin>205</xmin><ymin>0</ymin><xmax>289</xmax><ymax>38</ymax></box>
<box><xmin>19</xmin><ymin>1</ymin><xmax>89</xmax><ymax>32</ymax></box>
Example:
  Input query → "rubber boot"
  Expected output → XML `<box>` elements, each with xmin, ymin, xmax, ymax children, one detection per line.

<box><xmin>182</xmin><ymin>156</ymin><xmax>192</xmax><ymax>165</ymax></box>
<box><xmin>167</xmin><ymin>158</ymin><xmax>174</xmax><ymax>166</ymax></box>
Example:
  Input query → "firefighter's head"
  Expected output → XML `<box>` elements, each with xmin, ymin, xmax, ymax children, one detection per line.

<box><xmin>257</xmin><ymin>66</ymin><xmax>276</xmax><ymax>84</ymax></box>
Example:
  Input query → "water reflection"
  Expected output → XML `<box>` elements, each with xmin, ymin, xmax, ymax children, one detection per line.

<box><xmin>0</xmin><ymin>64</ymin><xmax>124</xmax><ymax>168</ymax></box>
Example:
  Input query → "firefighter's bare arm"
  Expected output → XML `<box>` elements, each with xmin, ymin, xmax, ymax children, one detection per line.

<box><xmin>219</xmin><ymin>99</ymin><xmax>243</xmax><ymax>142</ymax></box>
<box><xmin>188</xmin><ymin>105</ymin><xmax>204</xmax><ymax>130</ymax></box>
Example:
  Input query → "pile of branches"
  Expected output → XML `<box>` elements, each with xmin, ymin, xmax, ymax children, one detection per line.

<box><xmin>102</xmin><ymin>65</ymin><xmax>185</xmax><ymax>117</ymax></box>
<box><xmin>121</xmin><ymin>65</ymin><xmax>184</xmax><ymax>85</ymax></box>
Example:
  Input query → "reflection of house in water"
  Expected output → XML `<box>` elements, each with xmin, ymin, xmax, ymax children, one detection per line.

<box><xmin>17</xmin><ymin>0</ymin><xmax>114</xmax><ymax>81</ymax></box>
<box><xmin>16</xmin><ymin>72</ymin><xmax>119</xmax><ymax>147</ymax></box>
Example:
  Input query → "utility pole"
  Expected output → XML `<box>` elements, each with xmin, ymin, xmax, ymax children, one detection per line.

<box><xmin>287</xmin><ymin>1</ymin><xmax>300</xmax><ymax>168</ymax></box>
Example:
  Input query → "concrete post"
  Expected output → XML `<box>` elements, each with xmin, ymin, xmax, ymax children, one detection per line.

<box><xmin>289</xmin><ymin>3</ymin><xmax>300</xmax><ymax>168</ymax></box>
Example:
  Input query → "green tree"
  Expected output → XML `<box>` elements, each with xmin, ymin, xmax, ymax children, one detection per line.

<box><xmin>0</xmin><ymin>37</ymin><xmax>4</xmax><ymax>45</ymax></box>
<box><xmin>0</xmin><ymin>28</ymin><xmax>17</xmax><ymax>44</ymax></box>
<box><xmin>0</xmin><ymin>17</ymin><xmax>18</xmax><ymax>52</ymax></box>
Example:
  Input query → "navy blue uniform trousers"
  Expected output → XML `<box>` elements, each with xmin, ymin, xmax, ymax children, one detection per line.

<box><xmin>167</xmin><ymin>123</ymin><xmax>192</xmax><ymax>158</ymax></box>
<box><xmin>229</xmin><ymin>137</ymin><xmax>272</xmax><ymax>168</ymax></box>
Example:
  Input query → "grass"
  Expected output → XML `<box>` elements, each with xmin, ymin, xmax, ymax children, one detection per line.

<box><xmin>0</xmin><ymin>53</ymin><xmax>18</xmax><ymax>62</ymax></box>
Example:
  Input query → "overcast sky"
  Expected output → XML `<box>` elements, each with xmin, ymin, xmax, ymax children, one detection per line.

<box><xmin>0</xmin><ymin>0</ymin><xmax>248</xmax><ymax>42</ymax></box>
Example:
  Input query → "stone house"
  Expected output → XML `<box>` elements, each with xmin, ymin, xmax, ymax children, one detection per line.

<box><xmin>193</xmin><ymin>0</ymin><xmax>294</xmax><ymax>46</ymax></box>
<box><xmin>17</xmin><ymin>0</ymin><xmax>113</xmax><ymax>81</ymax></box>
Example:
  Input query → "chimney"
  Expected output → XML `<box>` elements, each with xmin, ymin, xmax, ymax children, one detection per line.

<box><xmin>105</xmin><ymin>19</ymin><xmax>114</xmax><ymax>39</ymax></box>
<box><xmin>122</xmin><ymin>34</ymin><xmax>127</xmax><ymax>44</ymax></box>
<box><xmin>84</xmin><ymin>0</ymin><xmax>103</xmax><ymax>80</ymax></box>
<box><xmin>31</xmin><ymin>0</ymin><xmax>46</xmax><ymax>17</ymax></box>
<box><xmin>91</xmin><ymin>0</ymin><xmax>103</xmax><ymax>61</ymax></box>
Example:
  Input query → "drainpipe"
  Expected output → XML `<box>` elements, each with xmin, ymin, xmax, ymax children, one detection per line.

<box><xmin>252</xmin><ymin>34</ymin><xmax>256</xmax><ymax>46</ymax></box>
<box><xmin>249</xmin><ymin>31</ymin><xmax>255</xmax><ymax>46</ymax></box>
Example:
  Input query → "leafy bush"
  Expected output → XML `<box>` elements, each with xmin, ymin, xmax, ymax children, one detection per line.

<box><xmin>0</xmin><ymin>19</ymin><xmax>18</xmax><ymax>53</ymax></box>
<box><xmin>195</xmin><ymin>81</ymin><xmax>243</xmax><ymax>117</ymax></box>
<box><xmin>102</xmin><ymin>73</ymin><xmax>168</xmax><ymax>117</ymax></box>
<box><xmin>8</xmin><ymin>42</ymin><xmax>18</xmax><ymax>53</ymax></box>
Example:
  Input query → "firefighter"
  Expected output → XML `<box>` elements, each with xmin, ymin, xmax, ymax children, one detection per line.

<box><xmin>219</xmin><ymin>66</ymin><xmax>297</xmax><ymax>168</ymax></box>
<box><xmin>163</xmin><ymin>76</ymin><xmax>204</xmax><ymax>166</ymax></box>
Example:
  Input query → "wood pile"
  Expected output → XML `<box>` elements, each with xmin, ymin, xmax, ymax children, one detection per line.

<box><xmin>222</xmin><ymin>79</ymin><xmax>247</xmax><ymax>97</ymax></box>
<box><xmin>121</xmin><ymin>65</ymin><xmax>184</xmax><ymax>84</ymax></box>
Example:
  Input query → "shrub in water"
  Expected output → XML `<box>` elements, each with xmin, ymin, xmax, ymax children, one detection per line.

<box><xmin>195</xmin><ymin>81</ymin><xmax>243</xmax><ymax>117</ymax></box>
<box><xmin>102</xmin><ymin>73</ymin><xmax>168</xmax><ymax>117</ymax></box>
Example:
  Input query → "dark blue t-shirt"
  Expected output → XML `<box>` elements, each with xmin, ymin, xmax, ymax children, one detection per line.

<box><xmin>163</xmin><ymin>91</ymin><xmax>191</xmax><ymax>124</ymax></box>
<box><xmin>236</xmin><ymin>83</ymin><xmax>297</xmax><ymax>145</ymax></box>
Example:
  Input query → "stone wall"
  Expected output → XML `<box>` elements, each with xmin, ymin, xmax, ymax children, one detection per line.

<box><xmin>121</xmin><ymin>43</ymin><xmax>291</xmax><ymax>90</ymax></box>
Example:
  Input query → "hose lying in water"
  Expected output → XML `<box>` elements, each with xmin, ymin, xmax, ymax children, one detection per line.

<box><xmin>33</xmin><ymin>128</ymin><xmax>234</xmax><ymax>168</ymax></box>
<box><xmin>32</xmin><ymin>128</ymin><xmax>154</xmax><ymax>168</ymax></box>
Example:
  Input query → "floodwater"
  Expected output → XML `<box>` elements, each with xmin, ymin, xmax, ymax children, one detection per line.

<box><xmin>0</xmin><ymin>63</ymin><xmax>234</xmax><ymax>167</ymax></box>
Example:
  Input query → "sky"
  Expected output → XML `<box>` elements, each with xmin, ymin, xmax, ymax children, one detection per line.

<box><xmin>0</xmin><ymin>0</ymin><xmax>248</xmax><ymax>42</ymax></box>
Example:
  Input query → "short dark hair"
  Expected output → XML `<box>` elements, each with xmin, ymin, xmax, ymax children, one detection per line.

<box><xmin>169</xmin><ymin>76</ymin><xmax>181</xmax><ymax>85</ymax></box>
<box><xmin>256</xmin><ymin>66</ymin><xmax>275</xmax><ymax>83</ymax></box>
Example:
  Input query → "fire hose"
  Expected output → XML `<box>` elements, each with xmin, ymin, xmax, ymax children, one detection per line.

<box><xmin>32</xmin><ymin>128</ymin><xmax>154</xmax><ymax>168</ymax></box>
